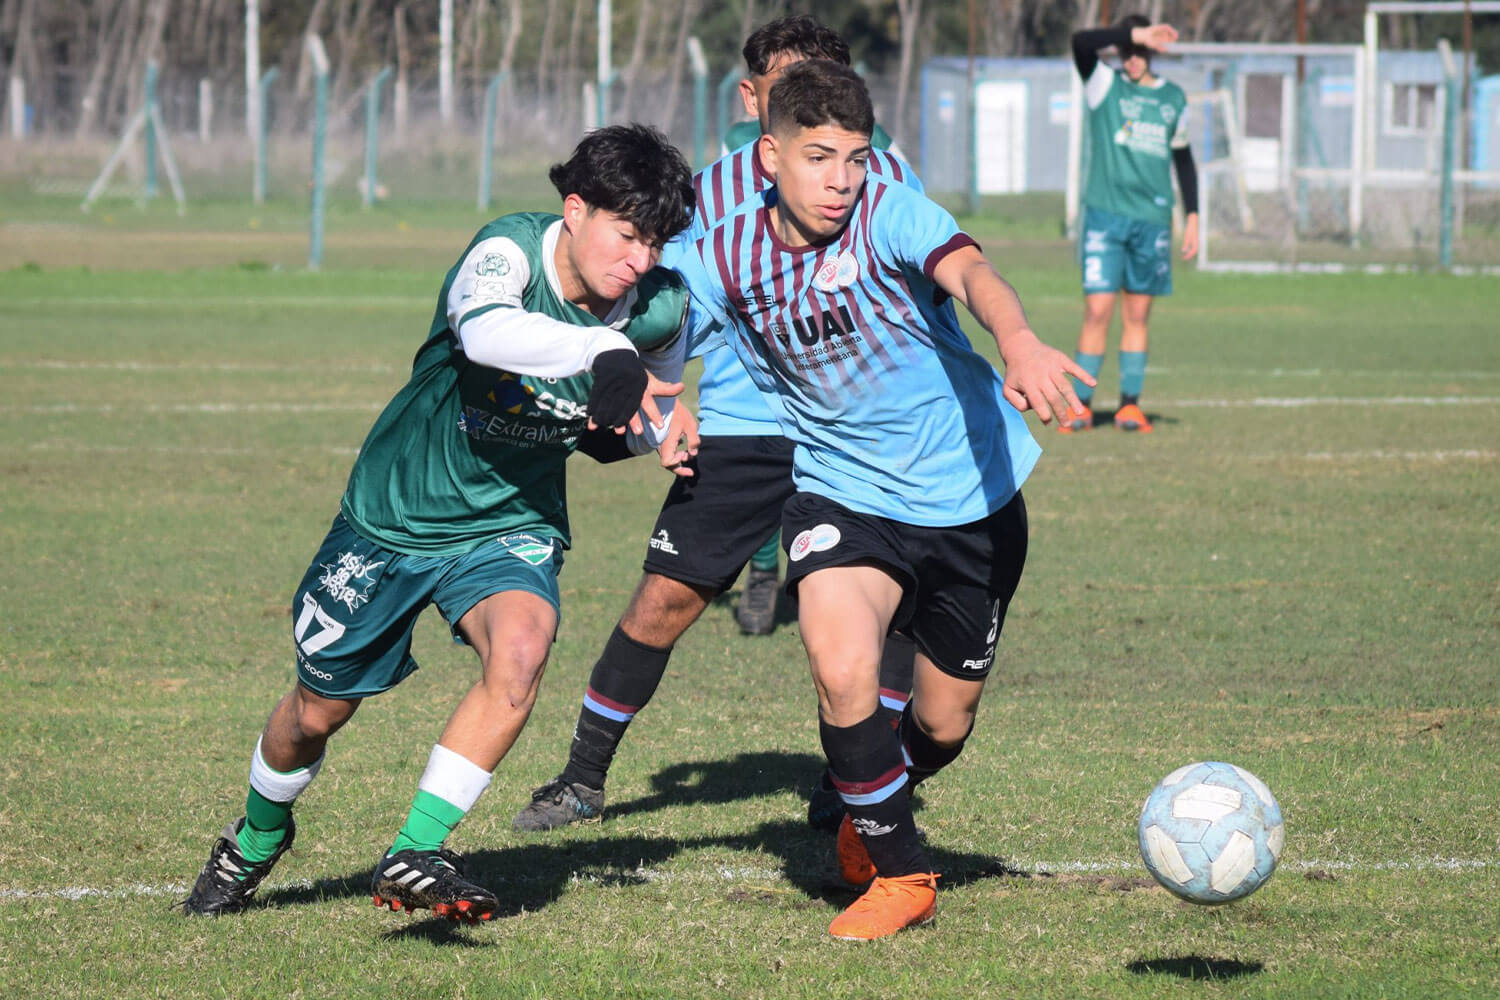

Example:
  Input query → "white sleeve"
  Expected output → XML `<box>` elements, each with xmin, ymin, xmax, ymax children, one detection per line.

<box><xmin>623</xmin><ymin>317</ymin><xmax>688</xmax><ymax>454</ymax></box>
<box><xmin>447</xmin><ymin>236</ymin><xmax>635</xmax><ymax>377</ymax></box>
<box><xmin>1170</xmin><ymin>101</ymin><xmax>1192</xmax><ymax>150</ymax></box>
<box><xmin>1085</xmin><ymin>63</ymin><xmax>1115</xmax><ymax>110</ymax></box>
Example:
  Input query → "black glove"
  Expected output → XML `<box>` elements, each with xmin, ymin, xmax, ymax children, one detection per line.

<box><xmin>586</xmin><ymin>348</ymin><xmax>648</xmax><ymax>430</ymax></box>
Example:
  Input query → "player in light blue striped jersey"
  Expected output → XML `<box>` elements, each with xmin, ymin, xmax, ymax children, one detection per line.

<box><xmin>676</xmin><ymin>59</ymin><xmax>1092</xmax><ymax>940</ymax></box>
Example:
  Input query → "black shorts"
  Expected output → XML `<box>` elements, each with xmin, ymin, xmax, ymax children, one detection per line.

<box><xmin>641</xmin><ymin>435</ymin><xmax>797</xmax><ymax>593</ymax></box>
<box><xmin>781</xmin><ymin>491</ymin><xmax>1029</xmax><ymax>680</ymax></box>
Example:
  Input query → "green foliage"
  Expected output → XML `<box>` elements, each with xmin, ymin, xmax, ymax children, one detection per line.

<box><xmin>0</xmin><ymin>204</ymin><xmax>1497</xmax><ymax>998</ymax></box>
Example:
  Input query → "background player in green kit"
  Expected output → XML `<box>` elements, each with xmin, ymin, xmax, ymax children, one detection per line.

<box><xmin>181</xmin><ymin>124</ymin><xmax>698</xmax><ymax>923</ymax></box>
<box><xmin>1062</xmin><ymin>16</ymin><xmax>1198</xmax><ymax>435</ymax></box>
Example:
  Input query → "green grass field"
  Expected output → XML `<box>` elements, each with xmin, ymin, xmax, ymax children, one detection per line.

<box><xmin>1</xmin><ymin>192</ymin><xmax>1497</xmax><ymax>999</ymax></box>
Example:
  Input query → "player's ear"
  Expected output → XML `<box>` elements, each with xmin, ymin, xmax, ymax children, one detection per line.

<box><xmin>759</xmin><ymin>133</ymin><xmax>780</xmax><ymax>180</ymax></box>
<box><xmin>561</xmin><ymin>192</ymin><xmax>588</xmax><ymax>231</ymax></box>
<box><xmin>739</xmin><ymin>77</ymin><xmax>758</xmax><ymax>118</ymax></box>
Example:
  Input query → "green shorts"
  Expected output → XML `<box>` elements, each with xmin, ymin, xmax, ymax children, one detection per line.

<box><xmin>289</xmin><ymin>513</ymin><xmax>564</xmax><ymax>699</ymax></box>
<box><xmin>1080</xmin><ymin>205</ymin><xmax>1173</xmax><ymax>297</ymax></box>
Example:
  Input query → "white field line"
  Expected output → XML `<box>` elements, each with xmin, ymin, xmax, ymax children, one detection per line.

<box><xmin>7</xmin><ymin>442</ymin><xmax>1494</xmax><ymax>465</ymax></box>
<box><xmin>4</xmin><ymin>395</ymin><xmax>1499</xmax><ymax>419</ymax></box>
<box><xmin>3</xmin><ymin>359</ymin><xmax>400</xmax><ymax>374</ymax></box>
<box><xmin>3</xmin><ymin>296</ymin><xmax>429</xmax><ymax>309</ymax></box>
<box><xmin>3</xmin><ymin>402</ymin><xmax>385</xmax><ymax>415</ymax></box>
<box><xmin>1164</xmin><ymin>396</ymin><xmax>1500</xmax><ymax>407</ymax></box>
<box><xmin>0</xmin><ymin>856</ymin><xmax>1492</xmax><ymax>902</ymax></box>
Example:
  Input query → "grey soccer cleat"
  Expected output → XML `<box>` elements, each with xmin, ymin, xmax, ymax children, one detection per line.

<box><xmin>735</xmin><ymin>567</ymin><xmax>780</xmax><ymax>635</ymax></box>
<box><xmin>511</xmin><ymin>775</ymin><xmax>604</xmax><ymax>831</ymax></box>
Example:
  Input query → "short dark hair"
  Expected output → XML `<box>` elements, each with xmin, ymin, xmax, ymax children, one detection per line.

<box><xmin>742</xmin><ymin>15</ymin><xmax>850</xmax><ymax>76</ymax></box>
<box><xmin>548</xmin><ymin>124</ymin><xmax>695</xmax><ymax>247</ymax></box>
<box><xmin>1118</xmin><ymin>14</ymin><xmax>1152</xmax><ymax>62</ymax></box>
<box><xmin>766</xmin><ymin>60</ymin><xmax>874</xmax><ymax>140</ymax></box>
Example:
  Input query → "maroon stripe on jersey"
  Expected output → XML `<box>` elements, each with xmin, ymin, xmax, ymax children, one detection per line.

<box><xmin>731</xmin><ymin>147</ymin><xmax>749</xmax><ymax>210</ymax></box>
<box><xmin>830</xmin><ymin>763</ymin><xmax>908</xmax><ymax>797</ymax></box>
<box><xmin>871</xmin><ymin>149</ymin><xmax>904</xmax><ymax>184</ymax></box>
<box><xmin>922</xmin><ymin>233</ymin><xmax>981</xmax><ymax>283</ymax></box>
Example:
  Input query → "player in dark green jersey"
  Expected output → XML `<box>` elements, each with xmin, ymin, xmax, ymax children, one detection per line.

<box><xmin>182</xmin><ymin>124</ymin><xmax>698</xmax><ymax>923</ymax></box>
<box><xmin>1061</xmin><ymin>17</ymin><xmax>1198</xmax><ymax>435</ymax></box>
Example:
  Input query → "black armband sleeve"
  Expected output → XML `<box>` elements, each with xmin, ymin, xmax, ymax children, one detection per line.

<box><xmin>1072</xmin><ymin>26</ymin><xmax>1133</xmax><ymax>79</ymax></box>
<box><xmin>1172</xmin><ymin>145</ymin><xmax>1199</xmax><ymax>215</ymax></box>
<box><xmin>575</xmin><ymin>426</ymin><xmax>635</xmax><ymax>464</ymax></box>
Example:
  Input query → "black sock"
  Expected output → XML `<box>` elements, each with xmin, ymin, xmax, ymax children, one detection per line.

<box><xmin>1120</xmin><ymin>392</ymin><xmax>1139</xmax><ymax>408</ymax></box>
<box><xmin>560</xmin><ymin>625</ymin><xmax>672</xmax><ymax>789</ymax></box>
<box><xmin>820</xmin><ymin>711</ymin><xmax>930</xmax><ymax>877</ymax></box>
<box><xmin>877</xmin><ymin>634</ymin><xmax>916</xmax><ymax>728</ymax></box>
<box><xmin>901</xmin><ymin>703</ymin><xmax>972</xmax><ymax>790</ymax></box>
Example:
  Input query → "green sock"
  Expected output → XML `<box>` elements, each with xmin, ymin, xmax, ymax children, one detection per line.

<box><xmin>389</xmin><ymin>789</ymin><xmax>468</xmax><ymax>855</ymax></box>
<box><xmin>1073</xmin><ymin>351</ymin><xmax>1104</xmax><ymax>406</ymax></box>
<box><xmin>1119</xmin><ymin>350</ymin><xmax>1148</xmax><ymax>403</ymax></box>
<box><xmin>238</xmin><ymin>787</ymin><xmax>293</xmax><ymax>863</ymax></box>
<box><xmin>750</xmin><ymin>530</ymin><xmax>780</xmax><ymax>573</ymax></box>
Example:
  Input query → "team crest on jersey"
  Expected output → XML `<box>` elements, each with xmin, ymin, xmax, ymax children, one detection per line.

<box><xmin>476</xmin><ymin>253</ymin><xmax>511</xmax><ymax>277</ymax></box>
<box><xmin>788</xmin><ymin>523</ymin><xmax>842</xmax><ymax>562</ymax></box>
<box><xmin>501</xmin><ymin>533</ymin><xmax>554</xmax><ymax>565</ymax></box>
<box><xmin>812</xmin><ymin>251</ymin><xmax>860</xmax><ymax>292</ymax></box>
<box><xmin>318</xmin><ymin>551</ymin><xmax>385</xmax><ymax>613</ymax></box>
<box><xmin>1160</xmin><ymin>104</ymin><xmax>1178</xmax><ymax>125</ymax></box>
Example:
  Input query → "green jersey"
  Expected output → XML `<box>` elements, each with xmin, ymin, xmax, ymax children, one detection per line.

<box><xmin>1083</xmin><ymin>64</ymin><xmax>1189</xmax><ymax>226</ymax></box>
<box><xmin>341</xmin><ymin>212</ymin><xmax>688</xmax><ymax>556</ymax></box>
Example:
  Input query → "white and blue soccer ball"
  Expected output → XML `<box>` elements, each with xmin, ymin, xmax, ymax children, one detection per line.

<box><xmin>1137</xmin><ymin>761</ymin><xmax>1284</xmax><ymax>904</ymax></box>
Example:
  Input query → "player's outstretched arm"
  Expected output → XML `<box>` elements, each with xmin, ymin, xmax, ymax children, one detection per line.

<box><xmin>933</xmin><ymin>246</ymin><xmax>1095</xmax><ymax>425</ymax></box>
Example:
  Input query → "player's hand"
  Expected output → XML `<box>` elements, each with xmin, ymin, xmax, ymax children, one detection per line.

<box><xmin>656</xmin><ymin>404</ymin><xmax>700</xmax><ymax>478</ymax></box>
<box><xmin>999</xmin><ymin>329</ymin><xmax>1096</xmax><ymax>425</ymax></box>
<box><xmin>1131</xmin><ymin>23</ymin><xmax>1179</xmax><ymax>53</ymax></box>
<box><xmin>1180</xmin><ymin>213</ymin><xmax>1200</xmax><ymax>260</ymax></box>
<box><xmin>629</xmin><ymin>370</ymin><xmax>686</xmax><ymax>437</ymax></box>
<box><xmin>587</xmin><ymin>349</ymin><xmax>650</xmax><ymax>433</ymax></box>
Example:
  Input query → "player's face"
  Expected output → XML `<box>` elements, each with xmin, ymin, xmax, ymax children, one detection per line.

<box><xmin>1123</xmin><ymin>52</ymin><xmax>1150</xmax><ymax>83</ymax></box>
<box><xmin>559</xmin><ymin>194</ymin><xmax>661</xmax><ymax>309</ymax></box>
<box><xmin>740</xmin><ymin>51</ymin><xmax>802</xmax><ymax>129</ymax></box>
<box><xmin>762</xmin><ymin>125</ymin><xmax>870</xmax><ymax>245</ymax></box>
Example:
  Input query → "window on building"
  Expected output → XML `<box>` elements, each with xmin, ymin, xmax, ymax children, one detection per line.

<box><xmin>1385</xmin><ymin>82</ymin><xmax>1439</xmax><ymax>135</ymax></box>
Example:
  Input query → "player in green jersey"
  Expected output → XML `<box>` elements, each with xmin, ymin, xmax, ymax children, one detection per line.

<box><xmin>1061</xmin><ymin>16</ymin><xmax>1198</xmax><ymax>435</ymax></box>
<box><xmin>181</xmin><ymin>124</ymin><xmax>698</xmax><ymax>923</ymax></box>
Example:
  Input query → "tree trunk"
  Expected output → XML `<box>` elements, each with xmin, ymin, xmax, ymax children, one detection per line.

<box><xmin>537</xmin><ymin>0</ymin><xmax>559</xmax><ymax>102</ymax></box>
<box><xmin>619</xmin><ymin>0</ymin><xmax>653</xmax><ymax>119</ymax></box>
<box><xmin>75</xmin><ymin>0</ymin><xmax>128</xmax><ymax>137</ymax></box>
<box><xmin>394</xmin><ymin>2</ymin><xmax>410</xmax><ymax>137</ymax></box>
<box><xmin>893</xmin><ymin>0</ymin><xmax>922</xmax><ymax>139</ymax></box>
<box><xmin>659</xmin><ymin>0</ymin><xmax>698</xmax><ymax>136</ymax></box>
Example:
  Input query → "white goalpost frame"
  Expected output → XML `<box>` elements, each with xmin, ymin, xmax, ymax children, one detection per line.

<box><xmin>1064</xmin><ymin>40</ymin><xmax>1365</xmax><ymax>270</ymax></box>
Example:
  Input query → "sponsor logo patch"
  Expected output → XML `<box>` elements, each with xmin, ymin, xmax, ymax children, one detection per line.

<box><xmin>501</xmin><ymin>533</ymin><xmax>554</xmax><ymax>565</ymax></box>
<box><xmin>648</xmin><ymin>529</ymin><xmax>679</xmax><ymax>555</ymax></box>
<box><xmin>788</xmin><ymin>523</ymin><xmax>841</xmax><ymax>562</ymax></box>
<box><xmin>812</xmin><ymin>251</ymin><xmax>861</xmax><ymax>292</ymax></box>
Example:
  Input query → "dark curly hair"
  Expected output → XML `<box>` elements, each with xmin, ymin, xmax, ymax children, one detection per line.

<box><xmin>548</xmin><ymin>124</ymin><xmax>695</xmax><ymax>247</ymax></box>
<box><xmin>766</xmin><ymin>60</ymin><xmax>874</xmax><ymax>141</ymax></box>
<box><xmin>742</xmin><ymin>15</ymin><xmax>850</xmax><ymax>76</ymax></box>
<box><xmin>1118</xmin><ymin>14</ymin><xmax>1153</xmax><ymax>62</ymax></box>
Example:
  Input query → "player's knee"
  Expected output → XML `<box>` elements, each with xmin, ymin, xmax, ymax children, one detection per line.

<box><xmin>290</xmin><ymin>688</ymin><xmax>356</xmax><ymax>741</ymax></box>
<box><xmin>479</xmin><ymin>626</ymin><xmax>551</xmax><ymax>706</ymax></box>
<box><xmin>622</xmin><ymin>574</ymin><xmax>709</xmax><ymax>639</ymax></box>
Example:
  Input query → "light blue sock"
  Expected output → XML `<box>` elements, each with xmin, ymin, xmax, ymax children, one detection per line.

<box><xmin>1119</xmin><ymin>351</ymin><xmax>1148</xmax><ymax>404</ymax></box>
<box><xmin>1073</xmin><ymin>352</ymin><xmax>1104</xmax><ymax>406</ymax></box>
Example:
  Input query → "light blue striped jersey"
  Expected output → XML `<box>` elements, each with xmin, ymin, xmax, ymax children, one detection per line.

<box><xmin>678</xmin><ymin>173</ymin><xmax>1040</xmax><ymax>526</ymax></box>
<box><xmin>664</xmin><ymin>138</ymin><xmax>922</xmax><ymax>436</ymax></box>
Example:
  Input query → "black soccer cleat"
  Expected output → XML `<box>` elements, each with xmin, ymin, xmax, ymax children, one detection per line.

<box><xmin>735</xmin><ymin>567</ymin><xmax>780</xmax><ymax>636</ymax></box>
<box><xmin>371</xmin><ymin>848</ymin><xmax>499</xmax><ymax>923</ymax></box>
<box><xmin>181</xmin><ymin>815</ymin><xmax>296</xmax><ymax>916</ymax></box>
<box><xmin>807</xmin><ymin>770</ymin><xmax>847</xmax><ymax>833</ymax></box>
<box><xmin>511</xmin><ymin>775</ymin><xmax>605</xmax><ymax>832</ymax></box>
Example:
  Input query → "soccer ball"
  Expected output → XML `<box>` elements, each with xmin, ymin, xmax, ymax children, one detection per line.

<box><xmin>1137</xmin><ymin>761</ymin><xmax>1284</xmax><ymax>904</ymax></box>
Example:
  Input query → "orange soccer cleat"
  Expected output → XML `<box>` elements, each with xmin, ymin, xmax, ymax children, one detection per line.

<box><xmin>828</xmin><ymin>872</ymin><xmax>939</xmax><ymax>941</ymax></box>
<box><xmin>836</xmin><ymin>813</ymin><xmax>877</xmax><ymax>887</ymax></box>
<box><xmin>1113</xmin><ymin>402</ymin><xmax>1153</xmax><ymax>432</ymax></box>
<box><xmin>1057</xmin><ymin>404</ymin><xmax>1093</xmax><ymax>434</ymax></box>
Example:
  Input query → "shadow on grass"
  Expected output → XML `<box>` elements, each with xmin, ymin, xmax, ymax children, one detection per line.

<box><xmin>256</xmin><ymin>751</ymin><xmax>1037</xmax><ymax>925</ymax></box>
<box><xmin>1127</xmin><ymin>956</ymin><xmax>1265</xmax><ymax>980</ymax></box>
<box><xmin>604</xmin><ymin>749</ymin><xmax>824</xmax><ymax>821</ymax></box>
